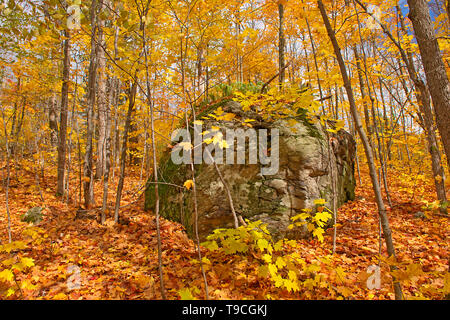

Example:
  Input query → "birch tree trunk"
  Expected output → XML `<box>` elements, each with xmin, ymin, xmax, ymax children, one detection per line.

<box><xmin>96</xmin><ymin>16</ymin><xmax>107</xmax><ymax>180</ymax></box>
<box><xmin>101</xmin><ymin>25</ymin><xmax>119</xmax><ymax>223</ymax></box>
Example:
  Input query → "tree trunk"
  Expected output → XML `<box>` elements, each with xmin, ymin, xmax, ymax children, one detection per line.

<box><xmin>101</xmin><ymin>80</ymin><xmax>112</xmax><ymax>223</ymax></box>
<box><xmin>96</xmin><ymin>18</ymin><xmax>107</xmax><ymax>180</ymax></box>
<box><xmin>278</xmin><ymin>2</ymin><xmax>286</xmax><ymax>85</ymax></box>
<box><xmin>83</xmin><ymin>0</ymin><xmax>100</xmax><ymax>208</ymax></box>
<box><xmin>395</xmin><ymin>56</ymin><xmax>446</xmax><ymax>207</ymax></box>
<box><xmin>49</xmin><ymin>94</ymin><xmax>58</xmax><ymax>147</ymax></box>
<box><xmin>447</xmin><ymin>0</ymin><xmax>450</xmax><ymax>22</ymax></box>
<box><xmin>57</xmin><ymin>29</ymin><xmax>71</xmax><ymax>196</ymax></box>
<box><xmin>356</xmin><ymin>0</ymin><xmax>448</xmax><ymax>213</ymax></box>
<box><xmin>128</xmin><ymin>115</ymin><xmax>139</xmax><ymax>165</ymax></box>
<box><xmin>102</xmin><ymin>25</ymin><xmax>119</xmax><ymax>223</ymax></box>
<box><xmin>353</xmin><ymin>46</ymin><xmax>375</xmax><ymax>153</ymax></box>
<box><xmin>317</xmin><ymin>0</ymin><xmax>403</xmax><ymax>300</ymax></box>
<box><xmin>305</xmin><ymin>16</ymin><xmax>325</xmax><ymax>111</ymax></box>
<box><xmin>142</xmin><ymin>3</ymin><xmax>167</xmax><ymax>298</ymax></box>
<box><xmin>1</xmin><ymin>108</ymin><xmax>12</xmax><ymax>243</ymax></box>
<box><xmin>408</xmin><ymin>0</ymin><xmax>450</xmax><ymax>177</ymax></box>
<box><xmin>114</xmin><ymin>80</ymin><xmax>137</xmax><ymax>223</ymax></box>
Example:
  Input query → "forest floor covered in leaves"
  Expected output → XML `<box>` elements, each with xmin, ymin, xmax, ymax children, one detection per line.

<box><xmin>0</xmin><ymin>160</ymin><xmax>448</xmax><ymax>300</ymax></box>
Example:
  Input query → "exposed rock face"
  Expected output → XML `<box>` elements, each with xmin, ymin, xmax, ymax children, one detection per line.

<box><xmin>145</xmin><ymin>100</ymin><xmax>356</xmax><ymax>240</ymax></box>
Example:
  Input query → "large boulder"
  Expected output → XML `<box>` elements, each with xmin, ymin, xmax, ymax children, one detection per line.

<box><xmin>145</xmin><ymin>100</ymin><xmax>356</xmax><ymax>240</ymax></box>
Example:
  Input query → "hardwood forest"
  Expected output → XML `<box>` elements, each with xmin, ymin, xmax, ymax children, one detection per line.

<box><xmin>0</xmin><ymin>0</ymin><xmax>449</xmax><ymax>301</ymax></box>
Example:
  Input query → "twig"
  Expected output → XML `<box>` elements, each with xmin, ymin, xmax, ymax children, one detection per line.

<box><xmin>260</xmin><ymin>59</ymin><xmax>294</xmax><ymax>93</ymax></box>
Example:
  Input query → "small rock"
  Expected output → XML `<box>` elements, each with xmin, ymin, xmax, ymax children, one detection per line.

<box><xmin>21</xmin><ymin>207</ymin><xmax>43</xmax><ymax>224</ymax></box>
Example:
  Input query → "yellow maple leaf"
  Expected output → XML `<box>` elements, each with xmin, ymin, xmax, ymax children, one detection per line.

<box><xmin>0</xmin><ymin>269</ymin><xmax>14</xmax><ymax>282</ymax></box>
<box><xmin>314</xmin><ymin>199</ymin><xmax>326</xmax><ymax>206</ymax></box>
<box><xmin>20</xmin><ymin>257</ymin><xmax>35</xmax><ymax>269</ymax></box>
<box><xmin>183</xmin><ymin>180</ymin><xmax>194</xmax><ymax>190</ymax></box>
<box><xmin>222</xmin><ymin>113</ymin><xmax>236</xmax><ymax>121</ymax></box>
<box><xmin>257</xmin><ymin>239</ymin><xmax>269</xmax><ymax>252</ymax></box>
<box><xmin>53</xmin><ymin>292</ymin><xmax>68</xmax><ymax>300</ymax></box>
<box><xmin>275</xmin><ymin>256</ymin><xmax>286</xmax><ymax>269</ymax></box>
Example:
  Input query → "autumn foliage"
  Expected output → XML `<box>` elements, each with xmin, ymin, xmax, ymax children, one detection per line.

<box><xmin>0</xmin><ymin>0</ymin><xmax>449</xmax><ymax>300</ymax></box>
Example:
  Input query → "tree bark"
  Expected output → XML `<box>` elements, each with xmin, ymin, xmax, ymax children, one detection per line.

<box><xmin>57</xmin><ymin>29</ymin><xmax>71</xmax><ymax>196</ymax></box>
<box><xmin>83</xmin><ymin>0</ymin><xmax>101</xmax><ymax>208</ymax></box>
<box><xmin>96</xmin><ymin>16</ymin><xmax>107</xmax><ymax>180</ymax></box>
<box><xmin>1</xmin><ymin>108</ymin><xmax>12</xmax><ymax>243</ymax></box>
<box><xmin>408</xmin><ymin>0</ymin><xmax>450</xmax><ymax>178</ymax></box>
<box><xmin>278</xmin><ymin>2</ymin><xmax>286</xmax><ymax>85</ymax></box>
<box><xmin>447</xmin><ymin>0</ymin><xmax>450</xmax><ymax>22</ymax></box>
<box><xmin>114</xmin><ymin>80</ymin><xmax>137</xmax><ymax>223</ymax></box>
<box><xmin>49</xmin><ymin>94</ymin><xmax>58</xmax><ymax>147</ymax></box>
<box><xmin>353</xmin><ymin>46</ymin><xmax>375</xmax><ymax>153</ymax></box>
<box><xmin>141</xmin><ymin>2</ymin><xmax>167</xmax><ymax>298</ymax></box>
<box><xmin>355</xmin><ymin>0</ymin><xmax>448</xmax><ymax>213</ymax></box>
<box><xmin>102</xmin><ymin>25</ymin><xmax>119</xmax><ymax>223</ymax></box>
<box><xmin>305</xmin><ymin>16</ymin><xmax>325</xmax><ymax>112</ymax></box>
<box><xmin>317</xmin><ymin>0</ymin><xmax>403</xmax><ymax>300</ymax></box>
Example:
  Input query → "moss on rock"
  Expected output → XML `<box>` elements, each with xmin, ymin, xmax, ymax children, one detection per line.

<box><xmin>145</xmin><ymin>99</ymin><xmax>356</xmax><ymax>240</ymax></box>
